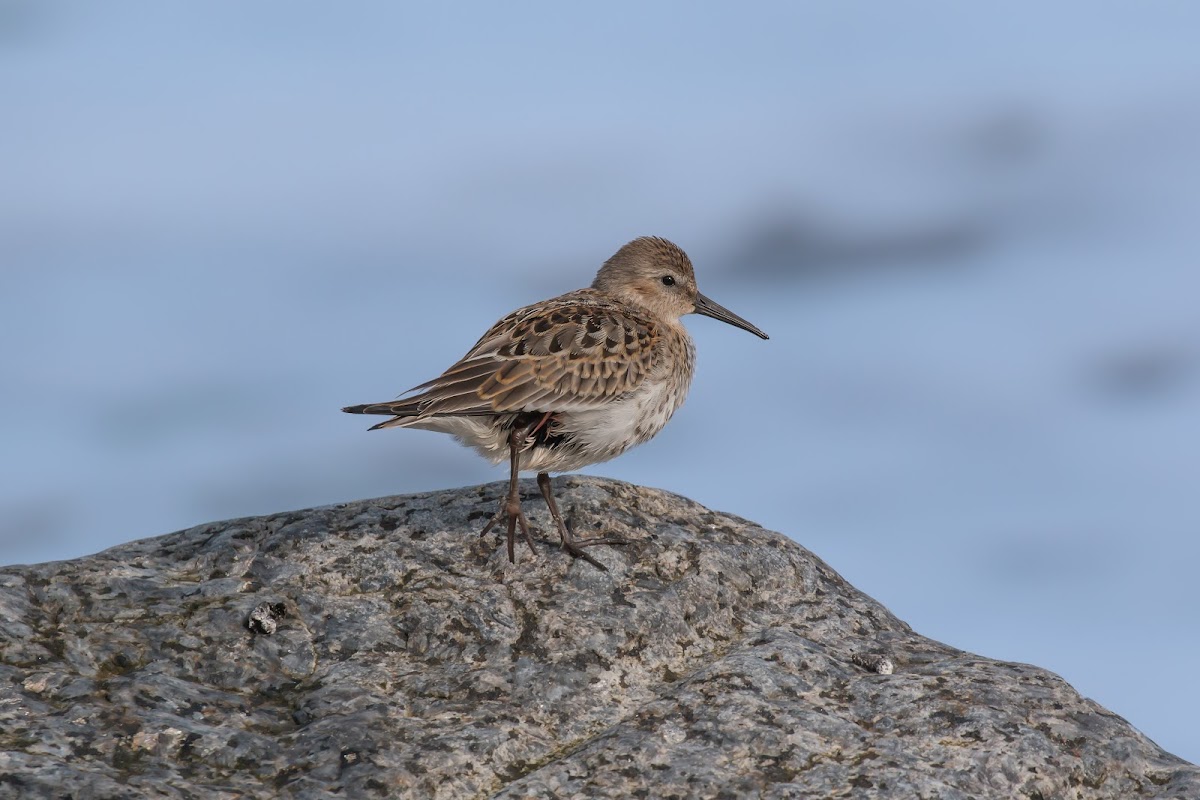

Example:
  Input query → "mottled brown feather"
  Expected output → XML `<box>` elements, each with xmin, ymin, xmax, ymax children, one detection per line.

<box><xmin>361</xmin><ymin>289</ymin><xmax>660</xmax><ymax>421</ymax></box>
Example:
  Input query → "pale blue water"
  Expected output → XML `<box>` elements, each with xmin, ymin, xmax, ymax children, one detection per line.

<box><xmin>3</xmin><ymin>1</ymin><xmax>1199</xmax><ymax>763</ymax></box>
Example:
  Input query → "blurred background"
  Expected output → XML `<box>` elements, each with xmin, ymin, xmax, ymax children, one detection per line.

<box><xmin>2</xmin><ymin>0</ymin><xmax>1198</xmax><ymax>763</ymax></box>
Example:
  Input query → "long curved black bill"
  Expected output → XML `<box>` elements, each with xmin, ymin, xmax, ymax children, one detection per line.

<box><xmin>693</xmin><ymin>292</ymin><xmax>769</xmax><ymax>339</ymax></box>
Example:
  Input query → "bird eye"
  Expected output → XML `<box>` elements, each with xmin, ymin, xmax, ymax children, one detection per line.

<box><xmin>661</xmin><ymin>275</ymin><xmax>675</xmax><ymax>286</ymax></box>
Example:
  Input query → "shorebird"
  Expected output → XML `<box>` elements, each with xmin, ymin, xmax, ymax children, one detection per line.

<box><xmin>343</xmin><ymin>236</ymin><xmax>768</xmax><ymax>569</ymax></box>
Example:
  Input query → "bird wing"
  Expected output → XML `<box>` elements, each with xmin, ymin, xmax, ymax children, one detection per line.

<box><xmin>355</xmin><ymin>295</ymin><xmax>660</xmax><ymax>419</ymax></box>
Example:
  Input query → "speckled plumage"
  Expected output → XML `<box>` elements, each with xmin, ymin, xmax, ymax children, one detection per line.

<box><xmin>344</xmin><ymin>236</ymin><xmax>767</xmax><ymax>568</ymax></box>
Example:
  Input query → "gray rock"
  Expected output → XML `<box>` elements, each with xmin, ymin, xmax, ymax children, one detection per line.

<box><xmin>0</xmin><ymin>476</ymin><xmax>1195</xmax><ymax>799</ymax></box>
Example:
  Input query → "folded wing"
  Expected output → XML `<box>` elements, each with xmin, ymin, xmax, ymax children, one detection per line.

<box><xmin>343</xmin><ymin>295</ymin><xmax>659</xmax><ymax>425</ymax></box>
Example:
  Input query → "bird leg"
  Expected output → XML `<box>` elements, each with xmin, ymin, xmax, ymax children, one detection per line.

<box><xmin>479</xmin><ymin>427</ymin><xmax>538</xmax><ymax>563</ymax></box>
<box><xmin>537</xmin><ymin>472</ymin><xmax>627</xmax><ymax>572</ymax></box>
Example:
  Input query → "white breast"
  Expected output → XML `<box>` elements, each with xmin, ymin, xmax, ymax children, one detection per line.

<box><xmin>580</xmin><ymin>378</ymin><xmax>681</xmax><ymax>451</ymax></box>
<box><xmin>540</xmin><ymin>342</ymin><xmax>695</xmax><ymax>472</ymax></box>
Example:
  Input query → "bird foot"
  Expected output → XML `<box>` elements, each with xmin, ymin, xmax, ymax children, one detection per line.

<box><xmin>479</xmin><ymin>497</ymin><xmax>538</xmax><ymax>564</ymax></box>
<box><xmin>556</xmin><ymin>528</ymin><xmax>628</xmax><ymax>572</ymax></box>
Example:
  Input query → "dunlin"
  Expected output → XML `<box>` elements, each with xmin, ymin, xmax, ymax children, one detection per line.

<box><xmin>343</xmin><ymin>236</ymin><xmax>768</xmax><ymax>569</ymax></box>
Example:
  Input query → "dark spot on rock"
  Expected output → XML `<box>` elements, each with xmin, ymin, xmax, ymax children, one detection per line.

<box><xmin>177</xmin><ymin>732</ymin><xmax>203</xmax><ymax>762</ymax></box>
<box><xmin>104</xmin><ymin>651</ymin><xmax>136</xmax><ymax>676</ymax></box>
<box><xmin>610</xmin><ymin>587</ymin><xmax>636</xmax><ymax>608</ymax></box>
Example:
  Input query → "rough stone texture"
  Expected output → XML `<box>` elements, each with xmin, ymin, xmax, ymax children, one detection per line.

<box><xmin>0</xmin><ymin>476</ymin><xmax>1195</xmax><ymax>799</ymax></box>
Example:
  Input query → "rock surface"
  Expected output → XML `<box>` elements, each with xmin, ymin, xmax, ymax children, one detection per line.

<box><xmin>0</xmin><ymin>476</ymin><xmax>1195</xmax><ymax>799</ymax></box>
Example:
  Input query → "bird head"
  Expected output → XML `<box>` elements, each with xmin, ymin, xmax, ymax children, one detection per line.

<box><xmin>592</xmin><ymin>236</ymin><xmax>769</xmax><ymax>339</ymax></box>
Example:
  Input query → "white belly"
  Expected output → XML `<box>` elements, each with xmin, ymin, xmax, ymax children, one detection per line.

<box><xmin>532</xmin><ymin>366</ymin><xmax>691</xmax><ymax>472</ymax></box>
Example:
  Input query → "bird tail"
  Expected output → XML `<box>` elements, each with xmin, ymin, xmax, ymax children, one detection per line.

<box><xmin>342</xmin><ymin>401</ymin><xmax>423</xmax><ymax>430</ymax></box>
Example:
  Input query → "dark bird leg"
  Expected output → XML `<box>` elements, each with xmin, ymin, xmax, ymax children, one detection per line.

<box><xmin>480</xmin><ymin>427</ymin><xmax>538</xmax><ymax>563</ymax></box>
<box><xmin>537</xmin><ymin>472</ymin><xmax>627</xmax><ymax>571</ymax></box>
